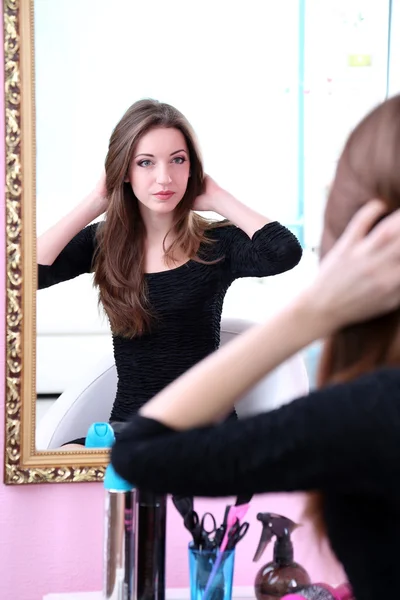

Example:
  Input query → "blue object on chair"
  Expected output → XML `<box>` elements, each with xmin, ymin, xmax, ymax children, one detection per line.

<box><xmin>85</xmin><ymin>422</ymin><xmax>115</xmax><ymax>448</ymax></box>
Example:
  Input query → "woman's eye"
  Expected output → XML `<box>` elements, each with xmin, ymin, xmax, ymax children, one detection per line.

<box><xmin>172</xmin><ymin>156</ymin><xmax>186</xmax><ymax>165</ymax></box>
<box><xmin>137</xmin><ymin>159</ymin><xmax>152</xmax><ymax>167</ymax></box>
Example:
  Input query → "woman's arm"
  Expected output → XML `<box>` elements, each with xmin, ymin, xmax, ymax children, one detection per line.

<box><xmin>111</xmin><ymin>368</ymin><xmax>400</xmax><ymax>496</ymax></box>
<box><xmin>193</xmin><ymin>175</ymin><xmax>272</xmax><ymax>237</ymax></box>
<box><xmin>215</xmin><ymin>221</ymin><xmax>302</xmax><ymax>279</ymax></box>
<box><xmin>38</xmin><ymin>223</ymin><xmax>100</xmax><ymax>289</ymax></box>
<box><xmin>194</xmin><ymin>176</ymin><xmax>302</xmax><ymax>278</ymax></box>
<box><xmin>38</xmin><ymin>173</ymin><xmax>107</xmax><ymax>266</ymax></box>
<box><xmin>140</xmin><ymin>200</ymin><xmax>400</xmax><ymax>430</ymax></box>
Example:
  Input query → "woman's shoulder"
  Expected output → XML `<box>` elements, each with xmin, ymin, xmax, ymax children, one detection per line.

<box><xmin>196</xmin><ymin>220</ymin><xmax>236</xmax><ymax>262</ymax></box>
<box><xmin>202</xmin><ymin>220</ymin><xmax>242</xmax><ymax>249</ymax></box>
<box><xmin>66</xmin><ymin>221</ymin><xmax>104</xmax><ymax>262</ymax></box>
<box><xmin>89</xmin><ymin>220</ymin><xmax>102</xmax><ymax>236</ymax></box>
<box><xmin>339</xmin><ymin>366</ymin><xmax>400</xmax><ymax>394</ymax></box>
<box><xmin>204</xmin><ymin>219</ymin><xmax>234</xmax><ymax>237</ymax></box>
<box><xmin>305</xmin><ymin>366</ymin><xmax>400</xmax><ymax>409</ymax></box>
<box><xmin>84</xmin><ymin>221</ymin><xmax>103</xmax><ymax>248</ymax></box>
<box><xmin>58</xmin><ymin>221</ymin><xmax>102</xmax><ymax>256</ymax></box>
<box><xmin>289</xmin><ymin>366</ymin><xmax>400</xmax><ymax>438</ymax></box>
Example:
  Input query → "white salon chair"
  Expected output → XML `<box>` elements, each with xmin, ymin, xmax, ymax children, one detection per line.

<box><xmin>36</xmin><ymin>317</ymin><xmax>309</xmax><ymax>450</ymax></box>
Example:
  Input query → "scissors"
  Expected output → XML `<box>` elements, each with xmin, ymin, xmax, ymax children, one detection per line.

<box><xmin>212</xmin><ymin>505</ymin><xmax>230</xmax><ymax>548</ymax></box>
<box><xmin>187</xmin><ymin>511</ymin><xmax>218</xmax><ymax>549</ymax></box>
<box><xmin>226</xmin><ymin>520</ymin><xmax>249</xmax><ymax>550</ymax></box>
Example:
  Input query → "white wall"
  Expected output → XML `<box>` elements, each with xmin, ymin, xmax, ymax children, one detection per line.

<box><xmin>388</xmin><ymin>0</ymin><xmax>400</xmax><ymax>95</ymax></box>
<box><xmin>34</xmin><ymin>0</ymin><xmax>303</xmax><ymax>392</ymax></box>
<box><xmin>34</xmin><ymin>0</ymin><xmax>301</xmax><ymax>231</ymax></box>
<box><xmin>302</xmin><ymin>0</ymin><xmax>392</xmax><ymax>251</ymax></box>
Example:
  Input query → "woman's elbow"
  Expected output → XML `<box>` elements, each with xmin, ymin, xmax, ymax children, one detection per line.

<box><xmin>266</xmin><ymin>239</ymin><xmax>303</xmax><ymax>275</ymax></box>
<box><xmin>281</xmin><ymin>240</ymin><xmax>303</xmax><ymax>271</ymax></box>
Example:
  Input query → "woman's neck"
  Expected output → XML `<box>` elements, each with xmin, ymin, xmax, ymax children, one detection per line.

<box><xmin>140</xmin><ymin>207</ymin><xmax>176</xmax><ymax>243</ymax></box>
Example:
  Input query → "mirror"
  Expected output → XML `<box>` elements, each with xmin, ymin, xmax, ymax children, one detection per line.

<box><xmin>34</xmin><ymin>0</ymin><xmax>302</xmax><ymax>453</ymax></box>
<box><xmin>4</xmin><ymin>0</ymin><xmax>393</xmax><ymax>483</ymax></box>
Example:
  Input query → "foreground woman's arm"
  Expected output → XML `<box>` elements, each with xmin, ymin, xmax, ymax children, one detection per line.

<box><xmin>111</xmin><ymin>367</ymin><xmax>400</xmax><ymax>496</ymax></box>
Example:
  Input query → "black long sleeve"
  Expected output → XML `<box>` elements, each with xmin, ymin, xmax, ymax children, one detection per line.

<box><xmin>37</xmin><ymin>221</ymin><xmax>301</xmax><ymax>291</ymax></box>
<box><xmin>111</xmin><ymin>367</ymin><xmax>400</xmax><ymax>497</ymax></box>
<box><xmin>217</xmin><ymin>221</ymin><xmax>302</xmax><ymax>279</ymax></box>
<box><xmin>38</xmin><ymin>223</ymin><xmax>99</xmax><ymax>289</ymax></box>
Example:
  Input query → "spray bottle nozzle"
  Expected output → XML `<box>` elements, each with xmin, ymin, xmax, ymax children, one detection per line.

<box><xmin>252</xmin><ymin>513</ymin><xmax>300</xmax><ymax>563</ymax></box>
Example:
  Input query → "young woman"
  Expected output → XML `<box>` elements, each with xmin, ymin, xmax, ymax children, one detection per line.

<box><xmin>111</xmin><ymin>95</ymin><xmax>400</xmax><ymax>600</ymax></box>
<box><xmin>38</xmin><ymin>98</ymin><xmax>302</xmax><ymax>446</ymax></box>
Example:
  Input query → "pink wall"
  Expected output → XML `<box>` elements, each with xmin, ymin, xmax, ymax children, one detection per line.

<box><xmin>0</xmin><ymin>7</ymin><xmax>344</xmax><ymax>599</ymax></box>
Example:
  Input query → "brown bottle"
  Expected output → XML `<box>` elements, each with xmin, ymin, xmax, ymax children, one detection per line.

<box><xmin>253</xmin><ymin>513</ymin><xmax>311</xmax><ymax>599</ymax></box>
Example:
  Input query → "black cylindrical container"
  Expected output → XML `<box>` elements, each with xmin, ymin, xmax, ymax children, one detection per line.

<box><xmin>136</xmin><ymin>491</ymin><xmax>167</xmax><ymax>600</ymax></box>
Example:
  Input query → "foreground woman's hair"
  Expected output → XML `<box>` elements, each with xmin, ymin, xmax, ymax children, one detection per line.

<box><xmin>307</xmin><ymin>94</ymin><xmax>400</xmax><ymax>533</ymax></box>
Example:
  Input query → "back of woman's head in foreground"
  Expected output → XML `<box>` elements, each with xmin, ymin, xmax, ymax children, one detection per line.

<box><xmin>320</xmin><ymin>94</ymin><xmax>400</xmax><ymax>383</ymax></box>
<box><xmin>307</xmin><ymin>94</ymin><xmax>400</xmax><ymax>534</ymax></box>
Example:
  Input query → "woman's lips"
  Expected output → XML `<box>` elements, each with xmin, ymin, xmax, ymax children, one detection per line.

<box><xmin>153</xmin><ymin>192</ymin><xmax>175</xmax><ymax>200</ymax></box>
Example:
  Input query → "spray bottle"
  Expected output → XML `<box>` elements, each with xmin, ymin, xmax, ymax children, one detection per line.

<box><xmin>253</xmin><ymin>513</ymin><xmax>311</xmax><ymax>600</ymax></box>
<box><xmin>86</xmin><ymin>423</ymin><xmax>137</xmax><ymax>600</ymax></box>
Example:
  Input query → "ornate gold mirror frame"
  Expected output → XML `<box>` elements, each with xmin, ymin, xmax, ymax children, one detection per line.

<box><xmin>4</xmin><ymin>0</ymin><xmax>108</xmax><ymax>484</ymax></box>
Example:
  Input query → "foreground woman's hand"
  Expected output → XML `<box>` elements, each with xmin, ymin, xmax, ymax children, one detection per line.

<box><xmin>307</xmin><ymin>199</ymin><xmax>400</xmax><ymax>330</ymax></box>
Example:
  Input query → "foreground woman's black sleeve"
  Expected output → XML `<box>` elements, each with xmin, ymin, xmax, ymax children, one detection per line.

<box><xmin>111</xmin><ymin>368</ymin><xmax>400</xmax><ymax>497</ymax></box>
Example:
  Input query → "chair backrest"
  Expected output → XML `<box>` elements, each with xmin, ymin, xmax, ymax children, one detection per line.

<box><xmin>219</xmin><ymin>318</ymin><xmax>309</xmax><ymax>418</ymax></box>
<box><xmin>36</xmin><ymin>316</ymin><xmax>309</xmax><ymax>449</ymax></box>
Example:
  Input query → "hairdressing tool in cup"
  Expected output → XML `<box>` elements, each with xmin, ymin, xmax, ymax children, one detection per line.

<box><xmin>202</xmin><ymin>501</ymin><xmax>251</xmax><ymax>600</ymax></box>
<box><xmin>282</xmin><ymin>582</ymin><xmax>354</xmax><ymax>599</ymax></box>
<box><xmin>225</xmin><ymin>520</ymin><xmax>249</xmax><ymax>551</ymax></box>
<box><xmin>172</xmin><ymin>496</ymin><xmax>218</xmax><ymax>550</ymax></box>
<box><xmin>212</xmin><ymin>505</ymin><xmax>229</xmax><ymax>547</ymax></box>
<box><xmin>172</xmin><ymin>496</ymin><xmax>199</xmax><ymax>542</ymax></box>
<box><xmin>172</xmin><ymin>495</ymin><xmax>194</xmax><ymax>521</ymax></box>
<box><xmin>190</xmin><ymin>511</ymin><xmax>219</xmax><ymax>550</ymax></box>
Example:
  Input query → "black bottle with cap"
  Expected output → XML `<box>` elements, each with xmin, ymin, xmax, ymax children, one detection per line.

<box><xmin>253</xmin><ymin>513</ymin><xmax>311</xmax><ymax>599</ymax></box>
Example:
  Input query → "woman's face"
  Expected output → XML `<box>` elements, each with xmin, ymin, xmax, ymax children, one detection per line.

<box><xmin>127</xmin><ymin>127</ymin><xmax>191</xmax><ymax>216</ymax></box>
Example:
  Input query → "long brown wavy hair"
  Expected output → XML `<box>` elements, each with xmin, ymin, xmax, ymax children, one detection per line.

<box><xmin>306</xmin><ymin>94</ymin><xmax>400</xmax><ymax>534</ymax></box>
<box><xmin>94</xmin><ymin>99</ymin><xmax>223</xmax><ymax>337</ymax></box>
